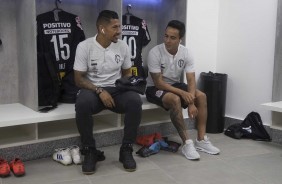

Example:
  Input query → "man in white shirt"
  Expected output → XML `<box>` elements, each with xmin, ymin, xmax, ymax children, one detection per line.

<box><xmin>74</xmin><ymin>10</ymin><xmax>141</xmax><ymax>174</ymax></box>
<box><xmin>146</xmin><ymin>20</ymin><xmax>220</xmax><ymax>161</ymax></box>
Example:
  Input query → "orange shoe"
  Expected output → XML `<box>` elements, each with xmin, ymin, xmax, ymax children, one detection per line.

<box><xmin>10</xmin><ymin>158</ymin><xmax>25</xmax><ymax>177</ymax></box>
<box><xmin>0</xmin><ymin>158</ymin><xmax>10</xmax><ymax>177</ymax></box>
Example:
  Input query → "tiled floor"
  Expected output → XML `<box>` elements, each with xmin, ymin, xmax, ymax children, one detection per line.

<box><xmin>1</xmin><ymin>130</ymin><xmax>282</xmax><ymax>184</ymax></box>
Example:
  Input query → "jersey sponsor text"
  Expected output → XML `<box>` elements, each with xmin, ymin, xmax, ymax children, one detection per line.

<box><xmin>43</xmin><ymin>22</ymin><xmax>71</xmax><ymax>29</ymax></box>
<box><xmin>44</xmin><ymin>29</ymin><xmax>71</xmax><ymax>34</ymax></box>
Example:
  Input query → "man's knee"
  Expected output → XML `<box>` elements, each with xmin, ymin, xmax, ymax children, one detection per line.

<box><xmin>163</xmin><ymin>93</ymin><xmax>182</xmax><ymax>109</ymax></box>
<box><xmin>126</xmin><ymin>92</ymin><xmax>142</xmax><ymax>107</ymax></box>
<box><xmin>75</xmin><ymin>90</ymin><xmax>95</xmax><ymax>113</ymax></box>
<box><xmin>196</xmin><ymin>90</ymin><xmax>207</xmax><ymax>105</ymax></box>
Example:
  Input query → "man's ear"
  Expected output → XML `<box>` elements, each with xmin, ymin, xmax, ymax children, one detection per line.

<box><xmin>99</xmin><ymin>25</ymin><xmax>105</xmax><ymax>34</ymax></box>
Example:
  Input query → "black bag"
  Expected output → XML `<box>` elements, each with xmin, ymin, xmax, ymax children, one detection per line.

<box><xmin>224</xmin><ymin>123</ymin><xmax>244</xmax><ymax>139</ymax></box>
<box><xmin>225</xmin><ymin>112</ymin><xmax>271</xmax><ymax>141</ymax></box>
<box><xmin>115</xmin><ymin>76</ymin><xmax>147</xmax><ymax>95</ymax></box>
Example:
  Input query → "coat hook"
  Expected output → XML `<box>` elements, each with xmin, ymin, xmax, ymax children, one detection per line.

<box><xmin>55</xmin><ymin>0</ymin><xmax>62</xmax><ymax>9</ymax></box>
<box><xmin>127</xmin><ymin>4</ymin><xmax>132</xmax><ymax>14</ymax></box>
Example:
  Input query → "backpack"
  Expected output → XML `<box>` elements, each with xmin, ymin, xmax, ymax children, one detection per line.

<box><xmin>225</xmin><ymin>112</ymin><xmax>271</xmax><ymax>141</ymax></box>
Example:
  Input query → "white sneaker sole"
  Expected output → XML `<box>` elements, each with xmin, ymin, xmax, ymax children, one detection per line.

<box><xmin>181</xmin><ymin>149</ymin><xmax>200</xmax><ymax>160</ymax></box>
<box><xmin>195</xmin><ymin>147</ymin><xmax>220</xmax><ymax>155</ymax></box>
<box><xmin>53</xmin><ymin>158</ymin><xmax>72</xmax><ymax>165</ymax></box>
<box><xmin>73</xmin><ymin>159</ymin><xmax>82</xmax><ymax>165</ymax></box>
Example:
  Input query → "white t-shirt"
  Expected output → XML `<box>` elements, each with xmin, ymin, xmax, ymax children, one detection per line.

<box><xmin>74</xmin><ymin>35</ymin><xmax>132</xmax><ymax>87</ymax></box>
<box><xmin>146</xmin><ymin>43</ymin><xmax>195</xmax><ymax>87</ymax></box>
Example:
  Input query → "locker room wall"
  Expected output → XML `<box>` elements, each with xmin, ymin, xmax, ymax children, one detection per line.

<box><xmin>273</xmin><ymin>0</ymin><xmax>282</xmax><ymax>101</ymax></box>
<box><xmin>17</xmin><ymin>0</ymin><xmax>37</xmax><ymax>110</ymax></box>
<box><xmin>0</xmin><ymin>0</ymin><xmax>20</xmax><ymax>104</ymax></box>
<box><xmin>0</xmin><ymin>0</ymin><xmax>187</xmax><ymax>110</ymax></box>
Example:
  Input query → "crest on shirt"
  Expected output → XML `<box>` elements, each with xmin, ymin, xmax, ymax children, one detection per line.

<box><xmin>155</xmin><ymin>90</ymin><xmax>164</xmax><ymax>98</ymax></box>
<box><xmin>177</xmin><ymin>59</ymin><xmax>184</xmax><ymax>68</ymax></box>
<box><xmin>115</xmin><ymin>54</ymin><xmax>121</xmax><ymax>64</ymax></box>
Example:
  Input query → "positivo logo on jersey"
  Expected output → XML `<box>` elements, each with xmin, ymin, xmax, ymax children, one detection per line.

<box><xmin>43</xmin><ymin>22</ymin><xmax>72</xmax><ymax>35</ymax></box>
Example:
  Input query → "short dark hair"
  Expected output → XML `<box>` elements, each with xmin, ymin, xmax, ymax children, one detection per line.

<box><xmin>166</xmin><ymin>20</ymin><xmax>186</xmax><ymax>38</ymax></box>
<box><xmin>96</xmin><ymin>10</ymin><xmax>119</xmax><ymax>28</ymax></box>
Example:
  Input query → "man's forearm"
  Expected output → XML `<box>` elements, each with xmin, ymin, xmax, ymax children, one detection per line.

<box><xmin>151</xmin><ymin>72</ymin><xmax>183</xmax><ymax>95</ymax></box>
<box><xmin>75</xmin><ymin>77</ymin><xmax>97</xmax><ymax>92</ymax></box>
<box><xmin>187</xmin><ymin>83</ymin><xmax>196</xmax><ymax>97</ymax></box>
<box><xmin>186</xmin><ymin>72</ymin><xmax>196</xmax><ymax>96</ymax></box>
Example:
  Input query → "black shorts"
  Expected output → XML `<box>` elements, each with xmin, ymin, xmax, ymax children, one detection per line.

<box><xmin>145</xmin><ymin>83</ymin><xmax>189</xmax><ymax>110</ymax></box>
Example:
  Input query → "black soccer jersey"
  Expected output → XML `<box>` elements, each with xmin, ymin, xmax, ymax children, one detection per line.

<box><xmin>37</xmin><ymin>11</ymin><xmax>85</xmax><ymax>106</ymax></box>
<box><xmin>122</xmin><ymin>15</ymin><xmax>151</xmax><ymax>78</ymax></box>
<box><xmin>37</xmin><ymin>10</ymin><xmax>85</xmax><ymax>75</ymax></box>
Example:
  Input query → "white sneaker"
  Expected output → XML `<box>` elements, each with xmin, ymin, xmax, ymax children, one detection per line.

<box><xmin>181</xmin><ymin>139</ymin><xmax>200</xmax><ymax>160</ymax></box>
<box><xmin>195</xmin><ymin>135</ymin><xmax>220</xmax><ymax>155</ymax></box>
<box><xmin>69</xmin><ymin>145</ymin><xmax>82</xmax><ymax>165</ymax></box>
<box><xmin>53</xmin><ymin>148</ymin><xmax>72</xmax><ymax>165</ymax></box>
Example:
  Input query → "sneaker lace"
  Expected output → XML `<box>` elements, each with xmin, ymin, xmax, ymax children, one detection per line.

<box><xmin>187</xmin><ymin>142</ymin><xmax>197</xmax><ymax>152</ymax></box>
<box><xmin>56</xmin><ymin>148</ymin><xmax>70</xmax><ymax>155</ymax></box>
<box><xmin>15</xmin><ymin>162</ymin><xmax>24</xmax><ymax>172</ymax></box>
<box><xmin>121</xmin><ymin>145</ymin><xmax>134</xmax><ymax>161</ymax></box>
<box><xmin>84</xmin><ymin>149</ymin><xmax>97</xmax><ymax>162</ymax></box>
<box><xmin>69</xmin><ymin>145</ymin><xmax>79</xmax><ymax>150</ymax></box>
<box><xmin>0</xmin><ymin>159</ymin><xmax>8</xmax><ymax>171</ymax></box>
<box><xmin>70</xmin><ymin>147</ymin><xmax>80</xmax><ymax>154</ymax></box>
<box><xmin>204</xmin><ymin>137</ymin><xmax>211</xmax><ymax>144</ymax></box>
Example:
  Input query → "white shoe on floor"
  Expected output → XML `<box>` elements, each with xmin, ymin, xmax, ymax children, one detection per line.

<box><xmin>69</xmin><ymin>145</ymin><xmax>82</xmax><ymax>165</ymax></box>
<box><xmin>181</xmin><ymin>139</ymin><xmax>200</xmax><ymax>160</ymax></box>
<box><xmin>195</xmin><ymin>135</ymin><xmax>220</xmax><ymax>155</ymax></box>
<box><xmin>53</xmin><ymin>148</ymin><xmax>72</xmax><ymax>165</ymax></box>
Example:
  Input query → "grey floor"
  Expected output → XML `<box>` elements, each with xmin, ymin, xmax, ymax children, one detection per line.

<box><xmin>1</xmin><ymin>130</ymin><xmax>282</xmax><ymax>184</ymax></box>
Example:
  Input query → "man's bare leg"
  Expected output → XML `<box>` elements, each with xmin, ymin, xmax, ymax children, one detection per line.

<box><xmin>194</xmin><ymin>89</ymin><xmax>207</xmax><ymax>141</ymax></box>
<box><xmin>163</xmin><ymin>93</ymin><xmax>189</xmax><ymax>143</ymax></box>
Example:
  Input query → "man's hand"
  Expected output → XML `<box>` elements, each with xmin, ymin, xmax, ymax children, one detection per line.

<box><xmin>180</xmin><ymin>91</ymin><xmax>195</xmax><ymax>105</ymax></box>
<box><xmin>188</xmin><ymin>104</ymin><xmax>198</xmax><ymax>119</ymax></box>
<box><xmin>99</xmin><ymin>90</ymin><xmax>115</xmax><ymax>108</ymax></box>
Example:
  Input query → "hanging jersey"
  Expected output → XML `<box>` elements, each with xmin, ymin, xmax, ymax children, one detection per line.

<box><xmin>37</xmin><ymin>11</ymin><xmax>85</xmax><ymax>106</ymax></box>
<box><xmin>122</xmin><ymin>15</ymin><xmax>151</xmax><ymax>78</ymax></box>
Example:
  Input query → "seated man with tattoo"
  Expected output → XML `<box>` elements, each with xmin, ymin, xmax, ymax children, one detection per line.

<box><xmin>145</xmin><ymin>20</ymin><xmax>220</xmax><ymax>160</ymax></box>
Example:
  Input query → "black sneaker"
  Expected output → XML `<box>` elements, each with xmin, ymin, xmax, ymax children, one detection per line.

<box><xmin>119</xmin><ymin>144</ymin><xmax>136</xmax><ymax>172</ymax></box>
<box><xmin>81</xmin><ymin>147</ymin><xmax>106</xmax><ymax>175</ymax></box>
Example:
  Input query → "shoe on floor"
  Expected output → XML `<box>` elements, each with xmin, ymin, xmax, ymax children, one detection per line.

<box><xmin>0</xmin><ymin>158</ymin><xmax>10</xmax><ymax>177</ymax></box>
<box><xmin>10</xmin><ymin>158</ymin><xmax>25</xmax><ymax>177</ymax></box>
<box><xmin>195</xmin><ymin>135</ymin><xmax>220</xmax><ymax>155</ymax></box>
<box><xmin>53</xmin><ymin>148</ymin><xmax>72</xmax><ymax>165</ymax></box>
<box><xmin>69</xmin><ymin>145</ymin><xmax>82</xmax><ymax>165</ymax></box>
<box><xmin>81</xmin><ymin>147</ymin><xmax>98</xmax><ymax>175</ymax></box>
<box><xmin>181</xmin><ymin>139</ymin><xmax>200</xmax><ymax>160</ymax></box>
<box><xmin>119</xmin><ymin>144</ymin><xmax>136</xmax><ymax>172</ymax></box>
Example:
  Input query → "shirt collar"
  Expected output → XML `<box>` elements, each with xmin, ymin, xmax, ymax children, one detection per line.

<box><xmin>162</xmin><ymin>43</ymin><xmax>180</xmax><ymax>57</ymax></box>
<box><xmin>93</xmin><ymin>34</ymin><xmax>111</xmax><ymax>50</ymax></box>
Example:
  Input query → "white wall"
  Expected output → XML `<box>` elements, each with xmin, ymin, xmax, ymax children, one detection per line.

<box><xmin>187</xmin><ymin>0</ymin><xmax>277</xmax><ymax>125</ymax></box>
<box><xmin>187</xmin><ymin>0</ymin><xmax>219</xmax><ymax>80</ymax></box>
